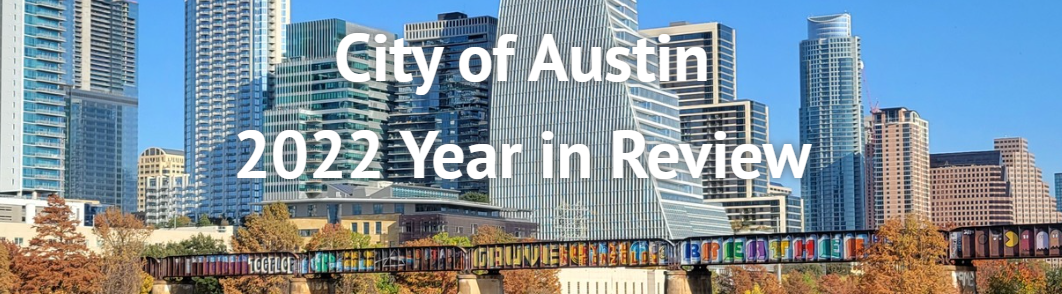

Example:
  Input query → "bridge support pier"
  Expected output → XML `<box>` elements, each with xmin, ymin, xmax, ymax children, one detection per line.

<box><xmin>665</xmin><ymin>268</ymin><xmax>712</xmax><ymax>294</ymax></box>
<box><xmin>458</xmin><ymin>271</ymin><xmax>505</xmax><ymax>294</ymax></box>
<box><xmin>290</xmin><ymin>277</ymin><xmax>311</xmax><ymax>294</ymax></box>
<box><xmin>945</xmin><ymin>265</ymin><xmax>976</xmax><ymax>294</ymax></box>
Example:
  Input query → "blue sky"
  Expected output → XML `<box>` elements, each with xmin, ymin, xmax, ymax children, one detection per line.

<box><xmin>140</xmin><ymin>0</ymin><xmax>1062</xmax><ymax>195</ymax></box>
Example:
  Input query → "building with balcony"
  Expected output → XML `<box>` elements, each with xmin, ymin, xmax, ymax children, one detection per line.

<box><xmin>143</xmin><ymin>174</ymin><xmax>201</xmax><ymax>226</ymax></box>
<box><xmin>138</xmin><ymin>147</ymin><xmax>187</xmax><ymax>212</ymax></box>
<box><xmin>264</xmin><ymin>19</ymin><xmax>394</xmax><ymax>202</ymax></box>
<box><xmin>867</xmin><ymin>107</ymin><xmax>930</xmax><ymax>227</ymax></box>
<box><xmin>184</xmin><ymin>0</ymin><xmax>289</xmax><ymax>221</ymax></box>
<box><xmin>386</xmin><ymin>12</ymin><xmax>496</xmax><ymax>194</ymax></box>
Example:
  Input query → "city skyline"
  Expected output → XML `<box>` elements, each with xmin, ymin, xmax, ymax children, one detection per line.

<box><xmin>135</xmin><ymin>1</ymin><xmax>1062</xmax><ymax>197</ymax></box>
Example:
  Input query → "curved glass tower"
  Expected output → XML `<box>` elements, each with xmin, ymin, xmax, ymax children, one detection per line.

<box><xmin>490</xmin><ymin>0</ymin><xmax>732</xmax><ymax>240</ymax></box>
<box><xmin>799</xmin><ymin>13</ymin><xmax>866</xmax><ymax>231</ymax></box>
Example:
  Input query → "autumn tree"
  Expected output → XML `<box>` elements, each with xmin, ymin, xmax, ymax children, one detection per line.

<box><xmin>93</xmin><ymin>207</ymin><xmax>154</xmax><ymax>294</ymax></box>
<box><xmin>858</xmin><ymin>214</ymin><xmax>954</xmax><ymax>294</ymax></box>
<box><xmin>781</xmin><ymin>271</ymin><xmax>816</xmax><ymax>294</ymax></box>
<box><xmin>0</xmin><ymin>241</ymin><xmax>17</xmax><ymax>294</ymax></box>
<box><xmin>714</xmin><ymin>265</ymin><xmax>783</xmax><ymax>294</ymax></box>
<box><xmin>13</xmin><ymin>194</ymin><xmax>102</xmax><ymax>294</ymax></box>
<box><xmin>820</xmin><ymin>274</ymin><xmax>859</xmax><ymax>294</ymax></box>
<box><xmin>304</xmin><ymin>223</ymin><xmax>384</xmax><ymax>294</ymax></box>
<box><xmin>471</xmin><ymin>226</ymin><xmax>560</xmax><ymax>294</ymax></box>
<box><xmin>143</xmin><ymin>233</ymin><xmax>228</xmax><ymax>294</ymax></box>
<box><xmin>975</xmin><ymin>259</ymin><xmax>1049</xmax><ymax>294</ymax></box>
<box><xmin>220</xmin><ymin>202</ymin><xmax>302</xmax><ymax>294</ymax></box>
<box><xmin>394</xmin><ymin>233</ymin><xmax>471</xmax><ymax>294</ymax></box>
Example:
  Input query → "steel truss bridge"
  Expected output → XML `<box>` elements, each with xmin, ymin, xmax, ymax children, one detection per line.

<box><xmin>144</xmin><ymin>223</ymin><xmax>1060</xmax><ymax>279</ymax></box>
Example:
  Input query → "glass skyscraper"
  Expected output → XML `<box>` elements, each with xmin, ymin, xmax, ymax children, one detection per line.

<box><xmin>491</xmin><ymin>0</ymin><xmax>733</xmax><ymax>240</ymax></box>
<box><xmin>65</xmin><ymin>0</ymin><xmax>139</xmax><ymax>211</ymax></box>
<box><xmin>1055</xmin><ymin>173</ymin><xmax>1061</xmax><ymax>213</ymax></box>
<box><xmin>264</xmin><ymin>19</ymin><xmax>393</xmax><ymax>201</ymax></box>
<box><xmin>799</xmin><ymin>13</ymin><xmax>866</xmax><ymax>231</ymax></box>
<box><xmin>185</xmin><ymin>0</ymin><xmax>289</xmax><ymax>221</ymax></box>
<box><xmin>0</xmin><ymin>0</ymin><xmax>73</xmax><ymax>197</ymax></box>
<box><xmin>386</xmin><ymin>13</ymin><xmax>496</xmax><ymax>194</ymax></box>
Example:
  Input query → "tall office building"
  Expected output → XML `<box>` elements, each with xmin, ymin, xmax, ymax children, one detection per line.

<box><xmin>643</xmin><ymin>22</ymin><xmax>780</xmax><ymax>231</ymax></box>
<box><xmin>137</xmin><ymin>147</ymin><xmax>186</xmax><ymax>212</ymax></box>
<box><xmin>799</xmin><ymin>13</ymin><xmax>866</xmax><ymax>231</ymax></box>
<box><xmin>0</xmin><ymin>0</ymin><xmax>72</xmax><ymax>197</ymax></box>
<box><xmin>263</xmin><ymin>19</ymin><xmax>394</xmax><ymax>201</ymax></box>
<box><xmin>491</xmin><ymin>0</ymin><xmax>733</xmax><ymax>240</ymax></box>
<box><xmin>1056</xmin><ymin>173</ymin><xmax>1062</xmax><ymax>213</ymax></box>
<box><xmin>867</xmin><ymin>107</ymin><xmax>929</xmax><ymax>227</ymax></box>
<box><xmin>994</xmin><ymin>138</ymin><xmax>1062</xmax><ymax>223</ymax></box>
<box><xmin>930</xmin><ymin>151</ymin><xmax>1013</xmax><ymax>227</ymax></box>
<box><xmin>65</xmin><ymin>0</ymin><xmax>139</xmax><ymax>211</ymax></box>
<box><xmin>185</xmin><ymin>0</ymin><xmax>289</xmax><ymax>220</ymax></box>
<box><xmin>386</xmin><ymin>12</ymin><xmax>497</xmax><ymax>194</ymax></box>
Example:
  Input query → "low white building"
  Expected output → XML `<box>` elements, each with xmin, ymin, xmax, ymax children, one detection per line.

<box><xmin>143</xmin><ymin>174</ymin><xmax>201</xmax><ymax>225</ymax></box>
<box><xmin>0</xmin><ymin>197</ymin><xmax>99</xmax><ymax>225</ymax></box>
<box><xmin>558</xmin><ymin>268</ymin><xmax>667</xmax><ymax>294</ymax></box>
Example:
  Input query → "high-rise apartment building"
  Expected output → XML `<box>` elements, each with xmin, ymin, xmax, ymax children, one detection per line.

<box><xmin>930</xmin><ymin>151</ymin><xmax>1013</xmax><ymax>227</ymax></box>
<box><xmin>65</xmin><ymin>0</ymin><xmax>139</xmax><ymax>211</ymax></box>
<box><xmin>185</xmin><ymin>0</ymin><xmax>289</xmax><ymax>220</ymax></box>
<box><xmin>386</xmin><ymin>12</ymin><xmax>496</xmax><ymax>194</ymax></box>
<box><xmin>263</xmin><ymin>19</ymin><xmax>393</xmax><ymax>201</ymax></box>
<box><xmin>491</xmin><ymin>0</ymin><xmax>733</xmax><ymax>240</ymax></box>
<box><xmin>868</xmin><ymin>107</ymin><xmax>930</xmax><ymax>227</ymax></box>
<box><xmin>0</xmin><ymin>0</ymin><xmax>72</xmax><ymax>197</ymax></box>
<box><xmin>642</xmin><ymin>22</ymin><xmax>780</xmax><ymax>231</ymax></box>
<box><xmin>994</xmin><ymin>138</ymin><xmax>1062</xmax><ymax>223</ymax></box>
<box><xmin>799</xmin><ymin>13</ymin><xmax>866</xmax><ymax>231</ymax></box>
<box><xmin>143</xmin><ymin>174</ymin><xmax>200</xmax><ymax>225</ymax></box>
<box><xmin>137</xmin><ymin>147</ymin><xmax>186</xmax><ymax>212</ymax></box>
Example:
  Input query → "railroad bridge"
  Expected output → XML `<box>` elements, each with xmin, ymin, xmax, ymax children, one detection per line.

<box><xmin>146</xmin><ymin>223</ymin><xmax>1060</xmax><ymax>294</ymax></box>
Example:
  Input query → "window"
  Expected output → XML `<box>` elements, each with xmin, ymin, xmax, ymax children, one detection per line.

<box><xmin>373</xmin><ymin>204</ymin><xmax>383</xmax><ymax>214</ymax></box>
<box><xmin>363</xmin><ymin>222</ymin><xmax>370</xmax><ymax>235</ymax></box>
<box><xmin>307</xmin><ymin>204</ymin><xmax>316</xmax><ymax>217</ymax></box>
<box><xmin>351</xmin><ymin>204</ymin><xmax>362</xmax><ymax>215</ymax></box>
<box><xmin>395</xmin><ymin>204</ymin><xmax>404</xmax><ymax>214</ymax></box>
<box><xmin>375</xmin><ymin>221</ymin><xmax>382</xmax><ymax>234</ymax></box>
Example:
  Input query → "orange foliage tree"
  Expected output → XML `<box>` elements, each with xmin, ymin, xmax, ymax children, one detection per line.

<box><xmin>781</xmin><ymin>271</ymin><xmax>816</xmax><ymax>294</ymax></box>
<box><xmin>0</xmin><ymin>241</ymin><xmax>17</xmax><ymax>294</ymax></box>
<box><xmin>393</xmin><ymin>233</ymin><xmax>471</xmax><ymax>294</ymax></box>
<box><xmin>974</xmin><ymin>259</ymin><xmax>1049</xmax><ymax>293</ymax></box>
<box><xmin>220</xmin><ymin>202</ymin><xmax>303</xmax><ymax>294</ymax></box>
<box><xmin>715</xmin><ymin>265</ymin><xmax>783</xmax><ymax>294</ymax></box>
<box><xmin>820</xmin><ymin>274</ymin><xmax>859</xmax><ymax>294</ymax></box>
<box><xmin>13</xmin><ymin>194</ymin><xmax>102</xmax><ymax>294</ymax></box>
<box><xmin>858</xmin><ymin>214</ymin><xmax>954</xmax><ymax>294</ymax></box>
<box><xmin>304</xmin><ymin>223</ymin><xmax>383</xmax><ymax>294</ymax></box>
<box><xmin>470</xmin><ymin>226</ymin><xmax>560</xmax><ymax>294</ymax></box>
<box><xmin>94</xmin><ymin>207</ymin><xmax>154</xmax><ymax>294</ymax></box>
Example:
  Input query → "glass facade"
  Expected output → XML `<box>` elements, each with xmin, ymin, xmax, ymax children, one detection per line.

<box><xmin>66</xmin><ymin>89</ymin><xmax>138</xmax><ymax>212</ymax></box>
<box><xmin>386</xmin><ymin>13</ymin><xmax>496</xmax><ymax>194</ymax></box>
<box><xmin>799</xmin><ymin>13</ymin><xmax>866</xmax><ymax>231</ymax></box>
<box><xmin>491</xmin><ymin>0</ymin><xmax>733</xmax><ymax>240</ymax></box>
<box><xmin>65</xmin><ymin>0</ymin><xmax>139</xmax><ymax>211</ymax></box>
<box><xmin>1056</xmin><ymin>173</ymin><xmax>1062</xmax><ymax>213</ymax></box>
<box><xmin>185</xmin><ymin>0</ymin><xmax>289</xmax><ymax>221</ymax></box>
<box><xmin>19</xmin><ymin>0</ymin><xmax>74</xmax><ymax>195</ymax></box>
<box><xmin>263</xmin><ymin>19</ymin><xmax>393</xmax><ymax>201</ymax></box>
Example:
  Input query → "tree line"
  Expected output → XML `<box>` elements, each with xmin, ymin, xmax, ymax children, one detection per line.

<box><xmin>0</xmin><ymin>195</ymin><xmax>559</xmax><ymax>294</ymax></box>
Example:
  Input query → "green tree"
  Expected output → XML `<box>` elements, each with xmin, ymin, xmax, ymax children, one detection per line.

<box><xmin>196</xmin><ymin>214</ymin><xmax>214</xmax><ymax>227</ymax></box>
<box><xmin>143</xmin><ymin>233</ymin><xmax>228</xmax><ymax>294</ymax></box>
<box><xmin>1046</xmin><ymin>266</ymin><xmax>1062</xmax><ymax>294</ymax></box>
<box><xmin>459</xmin><ymin>192</ymin><xmax>489</xmax><ymax>203</ymax></box>
<box><xmin>220</xmin><ymin>202</ymin><xmax>302</xmax><ymax>294</ymax></box>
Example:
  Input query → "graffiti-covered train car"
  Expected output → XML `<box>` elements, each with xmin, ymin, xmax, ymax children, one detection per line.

<box><xmin>947</xmin><ymin>224</ymin><xmax>1062</xmax><ymax>260</ymax></box>
<box><xmin>678</xmin><ymin>230</ymin><xmax>878</xmax><ymax>265</ymax></box>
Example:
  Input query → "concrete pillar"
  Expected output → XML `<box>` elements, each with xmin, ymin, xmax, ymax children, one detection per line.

<box><xmin>458</xmin><ymin>272</ymin><xmax>505</xmax><ymax>294</ymax></box>
<box><xmin>664</xmin><ymin>270</ymin><xmax>692</xmax><ymax>294</ymax></box>
<box><xmin>290</xmin><ymin>277</ymin><xmax>312</xmax><ymax>294</ymax></box>
<box><xmin>945</xmin><ymin>265</ymin><xmax>976</xmax><ymax>294</ymax></box>
<box><xmin>687</xmin><ymin>268</ymin><xmax>712</xmax><ymax>294</ymax></box>
<box><xmin>151</xmin><ymin>280</ymin><xmax>170</xmax><ymax>294</ymax></box>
